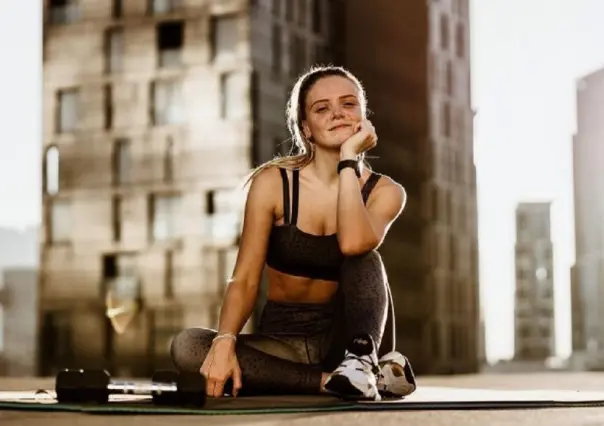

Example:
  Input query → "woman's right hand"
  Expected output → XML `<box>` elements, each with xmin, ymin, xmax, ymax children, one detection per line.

<box><xmin>200</xmin><ymin>338</ymin><xmax>242</xmax><ymax>398</ymax></box>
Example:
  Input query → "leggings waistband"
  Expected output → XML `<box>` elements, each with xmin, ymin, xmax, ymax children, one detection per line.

<box><xmin>258</xmin><ymin>299</ymin><xmax>338</xmax><ymax>336</ymax></box>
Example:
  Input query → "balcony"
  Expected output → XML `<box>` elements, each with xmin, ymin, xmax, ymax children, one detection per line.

<box><xmin>47</xmin><ymin>4</ymin><xmax>80</xmax><ymax>25</ymax></box>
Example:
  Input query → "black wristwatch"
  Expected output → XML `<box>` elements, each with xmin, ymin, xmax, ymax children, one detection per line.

<box><xmin>337</xmin><ymin>159</ymin><xmax>361</xmax><ymax>178</ymax></box>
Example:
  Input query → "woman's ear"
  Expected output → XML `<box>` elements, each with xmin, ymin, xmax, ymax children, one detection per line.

<box><xmin>302</xmin><ymin>121</ymin><xmax>312</xmax><ymax>140</ymax></box>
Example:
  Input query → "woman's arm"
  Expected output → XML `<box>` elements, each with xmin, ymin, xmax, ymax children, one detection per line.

<box><xmin>336</xmin><ymin>163</ymin><xmax>406</xmax><ymax>256</ymax></box>
<box><xmin>215</xmin><ymin>168</ymin><xmax>278</xmax><ymax>339</ymax></box>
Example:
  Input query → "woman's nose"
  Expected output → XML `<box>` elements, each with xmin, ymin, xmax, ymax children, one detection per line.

<box><xmin>331</xmin><ymin>105</ymin><xmax>345</xmax><ymax>117</ymax></box>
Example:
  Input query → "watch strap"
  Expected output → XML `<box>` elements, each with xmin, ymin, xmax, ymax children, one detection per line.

<box><xmin>337</xmin><ymin>159</ymin><xmax>361</xmax><ymax>178</ymax></box>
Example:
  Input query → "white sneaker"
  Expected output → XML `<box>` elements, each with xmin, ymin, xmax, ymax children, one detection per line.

<box><xmin>323</xmin><ymin>334</ymin><xmax>382</xmax><ymax>401</ymax></box>
<box><xmin>376</xmin><ymin>351</ymin><xmax>417</xmax><ymax>398</ymax></box>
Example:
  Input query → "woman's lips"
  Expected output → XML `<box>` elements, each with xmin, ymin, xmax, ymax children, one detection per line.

<box><xmin>329</xmin><ymin>124</ymin><xmax>352</xmax><ymax>131</ymax></box>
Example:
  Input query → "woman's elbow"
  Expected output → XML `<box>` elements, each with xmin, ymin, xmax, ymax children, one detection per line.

<box><xmin>339</xmin><ymin>235</ymin><xmax>380</xmax><ymax>257</ymax></box>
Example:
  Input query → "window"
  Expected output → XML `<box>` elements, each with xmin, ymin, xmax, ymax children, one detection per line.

<box><xmin>112</xmin><ymin>0</ymin><xmax>123</xmax><ymax>18</ymax></box>
<box><xmin>151</xmin><ymin>194</ymin><xmax>182</xmax><ymax>241</ymax></box>
<box><xmin>103</xmin><ymin>253</ymin><xmax>137</xmax><ymax>280</ymax></box>
<box><xmin>104</xmin><ymin>27</ymin><xmax>124</xmax><ymax>73</ymax></box>
<box><xmin>429</xmin><ymin>54</ymin><xmax>440</xmax><ymax>90</ymax></box>
<box><xmin>151</xmin><ymin>80</ymin><xmax>184</xmax><ymax>125</ymax></box>
<box><xmin>290</xmin><ymin>34</ymin><xmax>306</xmax><ymax>78</ymax></box>
<box><xmin>297</xmin><ymin>0</ymin><xmax>307</xmax><ymax>26</ymax></box>
<box><xmin>271</xmin><ymin>24</ymin><xmax>282</xmax><ymax>77</ymax></box>
<box><xmin>112</xmin><ymin>195</ymin><xmax>122</xmax><ymax>242</ymax></box>
<box><xmin>442</xmin><ymin>101</ymin><xmax>451</xmax><ymax>138</ymax></box>
<box><xmin>48</xmin><ymin>0</ymin><xmax>79</xmax><ymax>25</ymax></box>
<box><xmin>45</xmin><ymin>146</ymin><xmax>60</xmax><ymax>195</ymax></box>
<box><xmin>149</xmin><ymin>0</ymin><xmax>181</xmax><ymax>14</ymax></box>
<box><xmin>220</xmin><ymin>73</ymin><xmax>244</xmax><ymax>120</ymax></box>
<box><xmin>285</xmin><ymin>0</ymin><xmax>294</xmax><ymax>21</ymax></box>
<box><xmin>311</xmin><ymin>0</ymin><xmax>322</xmax><ymax>34</ymax></box>
<box><xmin>164</xmin><ymin>137</ymin><xmax>174</xmax><ymax>182</ymax></box>
<box><xmin>456</xmin><ymin>106</ymin><xmax>465</xmax><ymax>142</ymax></box>
<box><xmin>211</xmin><ymin>15</ymin><xmax>238</xmax><ymax>61</ymax></box>
<box><xmin>49</xmin><ymin>199</ymin><xmax>71</xmax><ymax>243</ymax></box>
<box><xmin>445</xmin><ymin>60</ymin><xmax>453</xmax><ymax>96</ymax></box>
<box><xmin>104</xmin><ymin>85</ymin><xmax>113</xmax><ymax>130</ymax></box>
<box><xmin>113</xmin><ymin>139</ymin><xmax>131</xmax><ymax>185</ymax></box>
<box><xmin>102</xmin><ymin>253</ymin><xmax>140</xmax><ymax>327</ymax></box>
<box><xmin>449</xmin><ymin>233</ymin><xmax>456</xmax><ymax>271</ymax></box>
<box><xmin>156</xmin><ymin>21</ymin><xmax>183</xmax><ymax>68</ymax></box>
<box><xmin>164</xmin><ymin>251</ymin><xmax>174</xmax><ymax>298</ymax></box>
<box><xmin>439</xmin><ymin>14</ymin><xmax>449</xmax><ymax>51</ymax></box>
<box><xmin>205</xmin><ymin>188</ymin><xmax>242</xmax><ymax>243</ymax></box>
<box><xmin>272</xmin><ymin>0</ymin><xmax>281</xmax><ymax>17</ymax></box>
<box><xmin>56</xmin><ymin>88</ymin><xmax>79</xmax><ymax>133</ymax></box>
<box><xmin>312</xmin><ymin>42</ymin><xmax>328</xmax><ymax>66</ymax></box>
<box><xmin>455</xmin><ymin>23</ymin><xmax>465</xmax><ymax>58</ymax></box>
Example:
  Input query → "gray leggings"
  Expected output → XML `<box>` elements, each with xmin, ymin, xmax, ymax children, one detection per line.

<box><xmin>170</xmin><ymin>250</ymin><xmax>394</xmax><ymax>396</ymax></box>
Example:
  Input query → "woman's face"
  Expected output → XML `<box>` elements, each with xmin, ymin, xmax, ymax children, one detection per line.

<box><xmin>302</xmin><ymin>75</ymin><xmax>364</xmax><ymax>150</ymax></box>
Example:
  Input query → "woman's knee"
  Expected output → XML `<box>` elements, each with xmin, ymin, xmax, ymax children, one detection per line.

<box><xmin>170</xmin><ymin>327</ymin><xmax>215</xmax><ymax>372</ymax></box>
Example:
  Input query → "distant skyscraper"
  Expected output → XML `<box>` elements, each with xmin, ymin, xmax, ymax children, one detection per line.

<box><xmin>513</xmin><ymin>202</ymin><xmax>555</xmax><ymax>361</ymax></box>
<box><xmin>570</xmin><ymin>67</ymin><xmax>604</xmax><ymax>370</ymax></box>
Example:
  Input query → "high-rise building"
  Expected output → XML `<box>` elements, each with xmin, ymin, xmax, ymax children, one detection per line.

<box><xmin>570</xmin><ymin>67</ymin><xmax>604</xmax><ymax>370</ymax></box>
<box><xmin>513</xmin><ymin>202</ymin><xmax>555</xmax><ymax>361</ymax></box>
<box><xmin>40</xmin><ymin>0</ymin><xmax>479</xmax><ymax>376</ymax></box>
<box><xmin>337</xmin><ymin>0</ymin><xmax>479</xmax><ymax>374</ymax></box>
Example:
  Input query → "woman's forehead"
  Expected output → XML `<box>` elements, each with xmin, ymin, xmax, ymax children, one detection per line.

<box><xmin>306</xmin><ymin>76</ymin><xmax>359</xmax><ymax>105</ymax></box>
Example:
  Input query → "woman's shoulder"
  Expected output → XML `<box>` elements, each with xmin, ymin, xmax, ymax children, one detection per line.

<box><xmin>369</xmin><ymin>172</ymin><xmax>407</xmax><ymax>201</ymax></box>
<box><xmin>248</xmin><ymin>166</ymin><xmax>282</xmax><ymax>187</ymax></box>
<box><xmin>370</xmin><ymin>171</ymin><xmax>403</xmax><ymax>189</ymax></box>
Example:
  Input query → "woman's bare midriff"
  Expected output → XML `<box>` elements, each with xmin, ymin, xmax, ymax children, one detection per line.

<box><xmin>266</xmin><ymin>267</ymin><xmax>338</xmax><ymax>304</ymax></box>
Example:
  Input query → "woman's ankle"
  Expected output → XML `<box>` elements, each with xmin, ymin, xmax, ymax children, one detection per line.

<box><xmin>319</xmin><ymin>372</ymin><xmax>330</xmax><ymax>393</ymax></box>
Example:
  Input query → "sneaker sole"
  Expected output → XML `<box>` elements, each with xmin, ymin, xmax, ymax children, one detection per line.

<box><xmin>324</xmin><ymin>374</ymin><xmax>379</xmax><ymax>401</ymax></box>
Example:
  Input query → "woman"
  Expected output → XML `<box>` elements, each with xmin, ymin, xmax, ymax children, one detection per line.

<box><xmin>170</xmin><ymin>65</ymin><xmax>416</xmax><ymax>401</ymax></box>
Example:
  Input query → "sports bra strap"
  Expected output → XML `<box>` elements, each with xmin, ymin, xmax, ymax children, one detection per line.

<box><xmin>278</xmin><ymin>168</ymin><xmax>291</xmax><ymax>224</ymax></box>
<box><xmin>291</xmin><ymin>169</ymin><xmax>300</xmax><ymax>225</ymax></box>
<box><xmin>361</xmin><ymin>173</ymin><xmax>382</xmax><ymax>204</ymax></box>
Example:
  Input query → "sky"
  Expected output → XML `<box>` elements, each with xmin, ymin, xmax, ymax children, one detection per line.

<box><xmin>1</xmin><ymin>0</ymin><xmax>604</xmax><ymax>363</ymax></box>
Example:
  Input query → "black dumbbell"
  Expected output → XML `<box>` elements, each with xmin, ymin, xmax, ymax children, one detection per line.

<box><xmin>55</xmin><ymin>369</ymin><xmax>206</xmax><ymax>406</ymax></box>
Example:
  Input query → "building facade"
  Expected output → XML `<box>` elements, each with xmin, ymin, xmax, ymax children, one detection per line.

<box><xmin>513</xmin><ymin>202</ymin><xmax>556</xmax><ymax>361</ymax></box>
<box><xmin>41</xmin><ymin>0</ymin><xmax>479</xmax><ymax>376</ymax></box>
<box><xmin>571</xmin><ymin>67</ymin><xmax>604</xmax><ymax>370</ymax></box>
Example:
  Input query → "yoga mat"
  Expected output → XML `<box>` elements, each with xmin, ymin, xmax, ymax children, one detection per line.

<box><xmin>1</xmin><ymin>387</ymin><xmax>604</xmax><ymax>415</ymax></box>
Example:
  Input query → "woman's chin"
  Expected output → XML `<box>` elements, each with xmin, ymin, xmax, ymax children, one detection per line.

<box><xmin>316</xmin><ymin>140</ymin><xmax>346</xmax><ymax>152</ymax></box>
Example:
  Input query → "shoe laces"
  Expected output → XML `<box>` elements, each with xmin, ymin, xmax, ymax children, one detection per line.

<box><xmin>343</xmin><ymin>352</ymin><xmax>380</xmax><ymax>375</ymax></box>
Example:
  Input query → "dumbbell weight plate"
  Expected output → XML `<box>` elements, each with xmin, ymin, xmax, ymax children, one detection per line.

<box><xmin>56</xmin><ymin>369</ymin><xmax>111</xmax><ymax>404</ymax></box>
<box><xmin>151</xmin><ymin>370</ymin><xmax>206</xmax><ymax>407</ymax></box>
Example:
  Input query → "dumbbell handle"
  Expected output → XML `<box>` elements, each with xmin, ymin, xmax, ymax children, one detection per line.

<box><xmin>108</xmin><ymin>380</ymin><xmax>178</xmax><ymax>395</ymax></box>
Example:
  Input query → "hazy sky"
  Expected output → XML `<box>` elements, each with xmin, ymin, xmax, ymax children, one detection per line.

<box><xmin>1</xmin><ymin>1</ymin><xmax>603</xmax><ymax>363</ymax></box>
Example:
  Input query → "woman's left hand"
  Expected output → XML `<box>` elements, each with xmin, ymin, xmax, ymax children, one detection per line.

<box><xmin>340</xmin><ymin>119</ymin><xmax>378</xmax><ymax>159</ymax></box>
